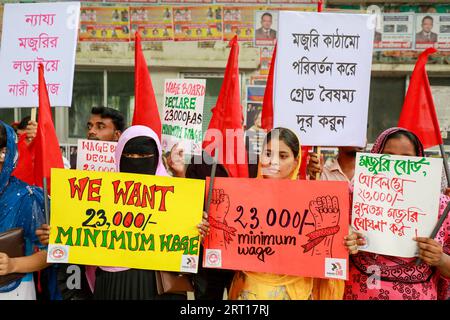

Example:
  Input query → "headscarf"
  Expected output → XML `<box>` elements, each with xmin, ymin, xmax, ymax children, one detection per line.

<box><xmin>115</xmin><ymin>125</ymin><xmax>169</xmax><ymax>176</ymax></box>
<box><xmin>0</xmin><ymin>121</ymin><xmax>45</xmax><ymax>293</ymax></box>
<box><xmin>230</xmin><ymin>128</ymin><xmax>344</xmax><ymax>300</ymax></box>
<box><xmin>86</xmin><ymin>126</ymin><xmax>169</xmax><ymax>291</ymax></box>
<box><xmin>371</xmin><ymin>127</ymin><xmax>424</xmax><ymax>156</ymax></box>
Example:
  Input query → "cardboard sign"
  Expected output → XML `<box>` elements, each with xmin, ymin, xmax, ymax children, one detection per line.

<box><xmin>76</xmin><ymin>139</ymin><xmax>117</xmax><ymax>172</ymax></box>
<box><xmin>0</xmin><ymin>2</ymin><xmax>80</xmax><ymax>107</ymax></box>
<box><xmin>274</xmin><ymin>11</ymin><xmax>375</xmax><ymax>147</ymax></box>
<box><xmin>352</xmin><ymin>153</ymin><xmax>442</xmax><ymax>257</ymax></box>
<box><xmin>47</xmin><ymin>168</ymin><xmax>205</xmax><ymax>273</ymax></box>
<box><xmin>203</xmin><ymin>177</ymin><xmax>350</xmax><ymax>280</ymax></box>
<box><xmin>161</xmin><ymin>79</ymin><xmax>205</xmax><ymax>156</ymax></box>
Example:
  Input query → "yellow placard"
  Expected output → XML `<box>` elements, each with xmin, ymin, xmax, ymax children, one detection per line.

<box><xmin>47</xmin><ymin>168</ymin><xmax>205</xmax><ymax>273</ymax></box>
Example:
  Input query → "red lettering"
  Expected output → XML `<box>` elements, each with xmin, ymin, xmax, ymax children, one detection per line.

<box><xmin>87</xmin><ymin>178</ymin><xmax>102</xmax><ymax>202</ymax></box>
<box><xmin>142</xmin><ymin>184</ymin><xmax>155</xmax><ymax>209</ymax></box>
<box><xmin>112</xmin><ymin>180</ymin><xmax>134</xmax><ymax>205</ymax></box>
<box><xmin>127</xmin><ymin>183</ymin><xmax>142</xmax><ymax>207</ymax></box>
<box><xmin>155</xmin><ymin>186</ymin><xmax>175</xmax><ymax>211</ymax></box>
<box><xmin>68</xmin><ymin>177</ymin><xmax>89</xmax><ymax>200</ymax></box>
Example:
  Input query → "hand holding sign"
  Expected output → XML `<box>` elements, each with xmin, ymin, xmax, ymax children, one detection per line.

<box><xmin>414</xmin><ymin>237</ymin><xmax>445</xmax><ymax>267</ymax></box>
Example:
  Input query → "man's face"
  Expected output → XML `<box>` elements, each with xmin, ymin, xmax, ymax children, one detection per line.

<box><xmin>422</xmin><ymin>18</ymin><xmax>433</xmax><ymax>33</ymax></box>
<box><xmin>261</xmin><ymin>15</ymin><xmax>272</xmax><ymax>30</ymax></box>
<box><xmin>87</xmin><ymin>114</ymin><xmax>120</xmax><ymax>141</ymax></box>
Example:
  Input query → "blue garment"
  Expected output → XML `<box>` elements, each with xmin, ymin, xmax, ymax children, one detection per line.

<box><xmin>0</xmin><ymin>121</ymin><xmax>45</xmax><ymax>293</ymax></box>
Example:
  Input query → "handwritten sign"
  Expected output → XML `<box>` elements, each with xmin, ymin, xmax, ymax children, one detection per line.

<box><xmin>47</xmin><ymin>168</ymin><xmax>205</xmax><ymax>273</ymax></box>
<box><xmin>274</xmin><ymin>11</ymin><xmax>375</xmax><ymax>147</ymax></box>
<box><xmin>203</xmin><ymin>177</ymin><xmax>349</xmax><ymax>280</ymax></box>
<box><xmin>161</xmin><ymin>79</ymin><xmax>205</xmax><ymax>156</ymax></box>
<box><xmin>76</xmin><ymin>139</ymin><xmax>117</xmax><ymax>172</ymax></box>
<box><xmin>0</xmin><ymin>2</ymin><xmax>80</xmax><ymax>108</ymax></box>
<box><xmin>352</xmin><ymin>153</ymin><xmax>443</xmax><ymax>258</ymax></box>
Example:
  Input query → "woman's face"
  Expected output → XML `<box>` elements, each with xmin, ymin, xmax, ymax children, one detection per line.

<box><xmin>382</xmin><ymin>135</ymin><xmax>417</xmax><ymax>157</ymax></box>
<box><xmin>260</xmin><ymin>138</ymin><xmax>298</xmax><ymax>179</ymax></box>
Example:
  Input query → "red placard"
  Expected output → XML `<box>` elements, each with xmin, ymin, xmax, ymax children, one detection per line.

<box><xmin>203</xmin><ymin>177</ymin><xmax>349</xmax><ymax>280</ymax></box>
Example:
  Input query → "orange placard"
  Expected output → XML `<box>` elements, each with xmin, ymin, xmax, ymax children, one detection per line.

<box><xmin>203</xmin><ymin>177</ymin><xmax>349</xmax><ymax>280</ymax></box>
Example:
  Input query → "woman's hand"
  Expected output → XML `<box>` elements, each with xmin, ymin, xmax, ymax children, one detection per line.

<box><xmin>0</xmin><ymin>252</ymin><xmax>16</xmax><ymax>275</ymax></box>
<box><xmin>307</xmin><ymin>152</ymin><xmax>323</xmax><ymax>180</ymax></box>
<box><xmin>36</xmin><ymin>224</ymin><xmax>50</xmax><ymax>246</ymax></box>
<box><xmin>197</xmin><ymin>211</ymin><xmax>210</xmax><ymax>241</ymax></box>
<box><xmin>414</xmin><ymin>237</ymin><xmax>445</xmax><ymax>267</ymax></box>
<box><xmin>344</xmin><ymin>231</ymin><xmax>366</xmax><ymax>255</ymax></box>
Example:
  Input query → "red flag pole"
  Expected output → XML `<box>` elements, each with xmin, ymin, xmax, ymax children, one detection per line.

<box><xmin>313</xmin><ymin>1</ymin><xmax>324</xmax><ymax>178</ymax></box>
<box><xmin>43</xmin><ymin>177</ymin><xmax>50</xmax><ymax>224</ymax></box>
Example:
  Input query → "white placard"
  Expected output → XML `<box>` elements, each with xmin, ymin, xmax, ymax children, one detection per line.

<box><xmin>76</xmin><ymin>139</ymin><xmax>117</xmax><ymax>172</ymax></box>
<box><xmin>0</xmin><ymin>2</ymin><xmax>80</xmax><ymax>108</ymax></box>
<box><xmin>161</xmin><ymin>79</ymin><xmax>205</xmax><ymax>156</ymax></box>
<box><xmin>352</xmin><ymin>153</ymin><xmax>442</xmax><ymax>258</ymax></box>
<box><xmin>274</xmin><ymin>11</ymin><xmax>375</xmax><ymax>147</ymax></box>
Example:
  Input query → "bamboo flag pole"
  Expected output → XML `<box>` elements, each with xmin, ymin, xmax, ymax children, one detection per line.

<box><xmin>31</xmin><ymin>107</ymin><xmax>37</xmax><ymax>122</ymax></box>
<box><xmin>313</xmin><ymin>146</ymin><xmax>321</xmax><ymax>180</ymax></box>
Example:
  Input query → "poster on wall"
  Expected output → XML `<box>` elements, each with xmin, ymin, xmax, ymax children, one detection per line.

<box><xmin>415</xmin><ymin>13</ymin><xmax>450</xmax><ymax>50</ymax></box>
<box><xmin>374</xmin><ymin>13</ymin><xmax>415</xmax><ymax>50</ymax></box>
<box><xmin>173</xmin><ymin>6</ymin><xmax>222</xmax><ymax>41</ymax></box>
<box><xmin>79</xmin><ymin>6</ymin><xmax>130</xmax><ymax>42</ymax></box>
<box><xmin>130</xmin><ymin>6</ymin><xmax>173</xmax><ymax>41</ymax></box>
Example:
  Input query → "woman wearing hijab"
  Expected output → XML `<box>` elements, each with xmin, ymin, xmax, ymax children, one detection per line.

<box><xmin>86</xmin><ymin>125</ymin><xmax>208</xmax><ymax>300</ymax></box>
<box><xmin>344</xmin><ymin>127</ymin><xmax>450</xmax><ymax>300</ymax></box>
<box><xmin>228</xmin><ymin>127</ymin><xmax>345</xmax><ymax>300</ymax></box>
<box><xmin>0</xmin><ymin>121</ymin><xmax>48</xmax><ymax>300</ymax></box>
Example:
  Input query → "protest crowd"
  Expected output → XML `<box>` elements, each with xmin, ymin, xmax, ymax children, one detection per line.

<box><xmin>0</xmin><ymin>0</ymin><xmax>449</xmax><ymax>301</ymax></box>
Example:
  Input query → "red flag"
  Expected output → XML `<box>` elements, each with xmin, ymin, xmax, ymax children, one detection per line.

<box><xmin>202</xmin><ymin>36</ymin><xmax>248</xmax><ymax>178</ymax></box>
<box><xmin>261</xmin><ymin>45</ymin><xmax>276</xmax><ymax>132</ymax></box>
<box><xmin>132</xmin><ymin>32</ymin><xmax>161</xmax><ymax>139</ymax></box>
<box><xmin>12</xmin><ymin>134</ymin><xmax>35</xmax><ymax>185</ymax></box>
<box><xmin>398</xmin><ymin>48</ymin><xmax>442</xmax><ymax>149</ymax></box>
<box><xmin>261</xmin><ymin>45</ymin><xmax>310</xmax><ymax>179</ymax></box>
<box><xmin>318</xmin><ymin>0</ymin><xmax>323</xmax><ymax>12</ymax></box>
<box><xmin>30</xmin><ymin>64</ymin><xmax>64</xmax><ymax>192</ymax></box>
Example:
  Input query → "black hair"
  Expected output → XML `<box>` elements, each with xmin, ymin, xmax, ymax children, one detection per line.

<box><xmin>18</xmin><ymin>116</ymin><xmax>31</xmax><ymax>130</ymax></box>
<box><xmin>0</xmin><ymin>123</ymin><xmax>6</xmax><ymax>148</ymax></box>
<box><xmin>261</xmin><ymin>12</ymin><xmax>272</xmax><ymax>20</ymax></box>
<box><xmin>90</xmin><ymin>106</ymin><xmax>125</xmax><ymax>132</ymax></box>
<box><xmin>422</xmin><ymin>15</ymin><xmax>434</xmax><ymax>23</ymax></box>
<box><xmin>185</xmin><ymin>151</ymin><xmax>229</xmax><ymax>180</ymax></box>
<box><xmin>385</xmin><ymin>130</ymin><xmax>423</xmax><ymax>156</ymax></box>
<box><xmin>264</xmin><ymin>127</ymin><xmax>300</xmax><ymax>158</ymax></box>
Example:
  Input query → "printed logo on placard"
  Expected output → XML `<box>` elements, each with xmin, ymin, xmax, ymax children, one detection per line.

<box><xmin>205</xmin><ymin>249</ymin><xmax>222</xmax><ymax>267</ymax></box>
<box><xmin>181</xmin><ymin>255</ymin><xmax>198</xmax><ymax>272</ymax></box>
<box><xmin>325</xmin><ymin>258</ymin><xmax>347</xmax><ymax>280</ymax></box>
<box><xmin>47</xmin><ymin>245</ymin><xmax>69</xmax><ymax>263</ymax></box>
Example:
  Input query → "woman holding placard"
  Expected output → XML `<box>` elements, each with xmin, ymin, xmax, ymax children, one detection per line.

<box><xmin>228</xmin><ymin>127</ymin><xmax>345</xmax><ymax>300</ymax></box>
<box><xmin>344</xmin><ymin>127</ymin><xmax>450</xmax><ymax>300</ymax></box>
<box><xmin>84</xmin><ymin>125</ymin><xmax>209</xmax><ymax>300</ymax></box>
